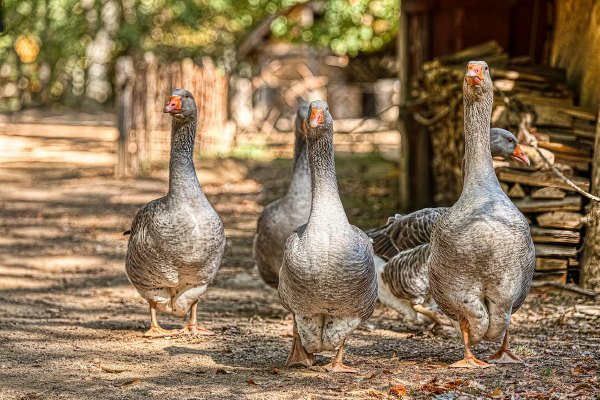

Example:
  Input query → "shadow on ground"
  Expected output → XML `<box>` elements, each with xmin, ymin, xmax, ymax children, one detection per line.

<box><xmin>0</xmin><ymin>127</ymin><xmax>598</xmax><ymax>400</ymax></box>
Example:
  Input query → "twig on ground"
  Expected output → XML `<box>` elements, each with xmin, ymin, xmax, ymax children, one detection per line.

<box><xmin>531</xmin><ymin>281</ymin><xmax>600</xmax><ymax>298</ymax></box>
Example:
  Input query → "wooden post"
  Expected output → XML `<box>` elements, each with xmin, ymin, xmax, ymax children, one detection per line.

<box><xmin>115</xmin><ymin>56</ymin><xmax>135</xmax><ymax>178</ymax></box>
<box><xmin>396</xmin><ymin>0</ymin><xmax>410</xmax><ymax>211</ymax></box>
<box><xmin>580</xmin><ymin>108</ymin><xmax>600</xmax><ymax>290</ymax></box>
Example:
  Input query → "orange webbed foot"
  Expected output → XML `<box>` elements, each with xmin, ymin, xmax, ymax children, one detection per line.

<box><xmin>449</xmin><ymin>356</ymin><xmax>493</xmax><ymax>369</ymax></box>
<box><xmin>323</xmin><ymin>361</ymin><xmax>359</xmax><ymax>374</ymax></box>
<box><xmin>143</xmin><ymin>326</ymin><xmax>179</xmax><ymax>338</ymax></box>
<box><xmin>487</xmin><ymin>349</ymin><xmax>523</xmax><ymax>364</ymax></box>
<box><xmin>180</xmin><ymin>324</ymin><xmax>215</xmax><ymax>336</ymax></box>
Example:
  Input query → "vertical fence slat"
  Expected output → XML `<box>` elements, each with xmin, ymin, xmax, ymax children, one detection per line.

<box><xmin>115</xmin><ymin>54</ymin><xmax>230</xmax><ymax>177</ymax></box>
<box><xmin>115</xmin><ymin>56</ymin><xmax>135</xmax><ymax>178</ymax></box>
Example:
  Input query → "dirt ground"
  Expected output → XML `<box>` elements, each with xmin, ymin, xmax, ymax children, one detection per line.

<box><xmin>0</xmin><ymin>125</ymin><xmax>598</xmax><ymax>400</ymax></box>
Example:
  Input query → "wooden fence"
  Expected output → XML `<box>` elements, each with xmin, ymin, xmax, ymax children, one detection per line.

<box><xmin>115</xmin><ymin>54</ymin><xmax>230</xmax><ymax>177</ymax></box>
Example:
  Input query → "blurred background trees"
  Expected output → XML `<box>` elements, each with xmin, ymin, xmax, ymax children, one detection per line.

<box><xmin>0</xmin><ymin>0</ymin><xmax>399</xmax><ymax>112</ymax></box>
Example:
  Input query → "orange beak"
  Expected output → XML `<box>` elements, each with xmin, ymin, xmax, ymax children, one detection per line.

<box><xmin>309</xmin><ymin>108</ymin><xmax>325</xmax><ymax>128</ymax></box>
<box><xmin>164</xmin><ymin>95</ymin><xmax>182</xmax><ymax>113</ymax></box>
<box><xmin>465</xmin><ymin>63</ymin><xmax>484</xmax><ymax>86</ymax></box>
<box><xmin>511</xmin><ymin>144</ymin><xmax>530</xmax><ymax>166</ymax></box>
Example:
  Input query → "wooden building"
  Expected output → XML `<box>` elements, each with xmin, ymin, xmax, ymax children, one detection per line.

<box><xmin>399</xmin><ymin>0</ymin><xmax>600</xmax><ymax>287</ymax></box>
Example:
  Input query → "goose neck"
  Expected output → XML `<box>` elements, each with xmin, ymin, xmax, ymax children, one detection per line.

<box><xmin>168</xmin><ymin>120</ymin><xmax>203</xmax><ymax>199</ymax></box>
<box><xmin>462</xmin><ymin>96</ymin><xmax>496</xmax><ymax>189</ymax></box>
<box><xmin>307</xmin><ymin>133</ymin><xmax>347</xmax><ymax>223</ymax></box>
<box><xmin>287</xmin><ymin>134</ymin><xmax>311</xmax><ymax>197</ymax></box>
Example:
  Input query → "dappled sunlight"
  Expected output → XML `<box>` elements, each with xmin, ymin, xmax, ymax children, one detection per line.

<box><xmin>0</xmin><ymin>122</ymin><xmax>597</xmax><ymax>399</ymax></box>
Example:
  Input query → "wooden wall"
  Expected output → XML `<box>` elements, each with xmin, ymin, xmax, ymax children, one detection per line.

<box><xmin>402</xmin><ymin>0</ymin><xmax>553</xmax><ymax>210</ymax></box>
<box><xmin>551</xmin><ymin>0</ymin><xmax>600</xmax><ymax>111</ymax></box>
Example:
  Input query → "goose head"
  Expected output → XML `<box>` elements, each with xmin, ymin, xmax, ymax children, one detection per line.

<box><xmin>164</xmin><ymin>88</ymin><xmax>197</xmax><ymax>124</ymax></box>
<box><xmin>490</xmin><ymin>127</ymin><xmax>530</xmax><ymax>165</ymax></box>
<box><xmin>295</xmin><ymin>97</ymin><xmax>310</xmax><ymax>138</ymax></box>
<box><xmin>463</xmin><ymin>61</ymin><xmax>492</xmax><ymax>102</ymax></box>
<box><xmin>307</xmin><ymin>100</ymin><xmax>333</xmax><ymax>138</ymax></box>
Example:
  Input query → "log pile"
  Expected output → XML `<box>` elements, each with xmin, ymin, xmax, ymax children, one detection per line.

<box><xmin>411</xmin><ymin>41</ymin><xmax>596</xmax><ymax>284</ymax></box>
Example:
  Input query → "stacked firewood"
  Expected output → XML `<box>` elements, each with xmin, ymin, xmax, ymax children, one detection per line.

<box><xmin>411</xmin><ymin>41</ymin><xmax>596</xmax><ymax>284</ymax></box>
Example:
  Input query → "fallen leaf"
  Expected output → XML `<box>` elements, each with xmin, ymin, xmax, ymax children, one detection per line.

<box><xmin>347</xmin><ymin>389</ymin><xmax>386</xmax><ymax>398</ymax></box>
<box><xmin>247</xmin><ymin>379</ymin><xmax>257</xmax><ymax>385</ymax></box>
<box><xmin>215</xmin><ymin>368</ymin><xmax>233</xmax><ymax>375</ymax></box>
<box><xmin>358</xmin><ymin>373</ymin><xmax>377</xmax><ymax>380</ymax></box>
<box><xmin>389</xmin><ymin>384</ymin><xmax>407</xmax><ymax>397</ymax></box>
<box><xmin>366</xmin><ymin>388</ymin><xmax>387</xmax><ymax>398</ymax></box>
<box><xmin>422</xmin><ymin>378</ymin><xmax>465</xmax><ymax>394</ymax></box>
<box><xmin>271</xmin><ymin>368</ymin><xmax>282</xmax><ymax>375</ymax></box>
<box><xmin>489</xmin><ymin>388</ymin><xmax>503</xmax><ymax>398</ymax></box>
<box><xmin>100</xmin><ymin>364</ymin><xmax>128</xmax><ymax>374</ymax></box>
<box><xmin>118</xmin><ymin>379</ymin><xmax>141</xmax><ymax>388</ymax></box>
<box><xmin>571</xmin><ymin>367</ymin><xmax>585</xmax><ymax>375</ymax></box>
<box><xmin>445</xmin><ymin>379</ymin><xmax>465</xmax><ymax>390</ymax></box>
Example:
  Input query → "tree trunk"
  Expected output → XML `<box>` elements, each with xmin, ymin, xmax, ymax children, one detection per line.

<box><xmin>115</xmin><ymin>56</ymin><xmax>135</xmax><ymax>178</ymax></box>
<box><xmin>396</xmin><ymin>0</ymin><xmax>410</xmax><ymax>211</ymax></box>
<box><xmin>580</xmin><ymin>108</ymin><xmax>600</xmax><ymax>290</ymax></box>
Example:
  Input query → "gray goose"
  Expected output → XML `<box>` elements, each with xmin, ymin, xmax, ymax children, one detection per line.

<box><xmin>371</xmin><ymin>128</ymin><xmax>528</xmax><ymax>260</ymax></box>
<box><xmin>368</xmin><ymin>129</ymin><xmax>529</xmax><ymax>326</ymax></box>
<box><xmin>125</xmin><ymin>89</ymin><xmax>226</xmax><ymax>337</ymax></box>
<box><xmin>278</xmin><ymin>100</ymin><xmax>377</xmax><ymax>373</ymax></box>
<box><xmin>253</xmin><ymin>99</ymin><xmax>311</xmax><ymax>288</ymax></box>
<box><xmin>428</xmin><ymin>61</ymin><xmax>535</xmax><ymax>368</ymax></box>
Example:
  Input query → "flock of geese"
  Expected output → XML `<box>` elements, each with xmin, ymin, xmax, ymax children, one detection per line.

<box><xmin>124</xmin><ymin>61</ymin><xmax>535</xmax><ymax>372</ymax></box>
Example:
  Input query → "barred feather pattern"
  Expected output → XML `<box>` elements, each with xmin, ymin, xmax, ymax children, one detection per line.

<box><xmin>125</xmin><ymin>92</ymin><xmax>225</xmax><ymax>317</ymax></box>
<box><xmin>368</xmin><ymin>127</ymin><xmax>522</xmax><ymax>319</ymax></box>
<box><xmin>381</xmin><ymin>243</ymin><xmax>431</xmax><ymax>305</ymax></box>
<box><xmin>278</xmin><ymin>101</ymin><xmax>377</xmax><ymax>353</ymax></box>
<box><xmin>365</xmin><ymin>225</ymin><xmax>400</xmax><ymax>261</ymax></box>
<box><xmin>383</xmin><ymin>208</ymin><xmax>448</xmax><ymax>253</ymax></box>
<box><xmin>254</xmin><ymin>102</ymin><xmax>311</xmax><ymax>288</ymax></box>
<box><xmin>428</xmin><ymin>62</ymin><xmax>535</xmax><ymax>345</ymax></box>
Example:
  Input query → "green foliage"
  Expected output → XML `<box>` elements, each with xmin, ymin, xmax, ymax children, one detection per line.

<box><xmin>271</xmin><ymin>0</ymin><xmax>399</xmax><ymax>57</ymax></box>
<box><xmin>0</xmin><ymin>0</ymin><xmax>399</xmax><ymax>109</ymax></box>
<box><xmin>117</xmin><ymin>0</ymin><xmax>299</xmax><ymax>62</ymax></box>
<box><xmin>0</xmin><ymin>0</ymin><xmax>89</xmax><ymax>110</ymax></box>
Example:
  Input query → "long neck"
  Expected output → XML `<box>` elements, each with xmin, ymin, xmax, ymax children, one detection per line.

<box><xmin>168</xmin><ymin>119</ymin><xmax>202</xmax><ymax>199</ymax></box>
<box><xmin>462</xmin><ymin>94</ymin><xmax>496</xmax><ymax>191</ymax></box>
<box><xmin>286</xmin><ymin>133</ymin><xmax>311</xmax><ymax>197</ymax></box>
<box><xmin>307</xmin><ymin>130</ymin><xmax>347</xmax><ymax>224</ymax></box>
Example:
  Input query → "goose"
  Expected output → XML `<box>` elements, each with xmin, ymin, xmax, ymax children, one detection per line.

<box><xmin>428</xmin><ymin>61</ymin><xmax>535</xmax><ymax>368</ymax></box>
<box><xmin>125</xmin><ymin>89</ymin><xmax>226</xmax><ymax>337</ymax></box>
<box><xmin>253</xmin><ymin>99</ymin><xmax>311</xmax><ymax>288</ymax></box>
<box><xmin>368</xmin><ymin>128</ymin><xmax>530</xmax><ymax>327</ymax></box>
<box><xmin>278</xmin><ymin>100</ymin><xmax>377</xmax><ymax>373</ymax></box>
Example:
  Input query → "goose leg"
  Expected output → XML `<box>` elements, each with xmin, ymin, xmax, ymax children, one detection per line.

<box><xmin>143</xmin><ymin>301</ymin><xmax>179</xmax><ymax>338</ymax></box>
<box><xmin>412</xmin><ymin>304</ymin><xmax>452</xmax><ymax>326</ymax></box>
<box><xmin>487</xmin><ymin>329</ymin><xmax>522</xmax><ymax>364</ymax></box>
<box><xmin>449</xmin><ymin>320</ymin><xmax>492</xmax><ymax>369</ymax></box>
<box><xmin>285</xmin><ymin>319</ymin><xmax>314</xmax><ymax>368</ymax></box>
<box><xmin>323</xmin><ymin>340</ymin><xmax>358</xmax><ymax>374</ymax></box>
<box><xmin>180</xmin><ymin>301</ymin><xmax>215</xmax><ymax>336</ymax></box>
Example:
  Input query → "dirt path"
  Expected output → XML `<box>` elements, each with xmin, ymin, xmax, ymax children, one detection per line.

<box><xmin>0</xmin><ymin>125</ymin><xmax>598</xmax><ymax>400</ymax></box>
